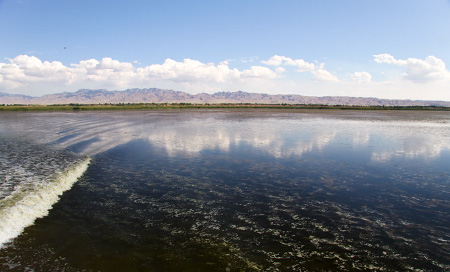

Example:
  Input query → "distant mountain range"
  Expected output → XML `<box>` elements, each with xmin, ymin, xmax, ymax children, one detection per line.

<box><xmin>1</xmin><ymin>88</ymin><xmax>450</xmax><ymax>107</ymax></box>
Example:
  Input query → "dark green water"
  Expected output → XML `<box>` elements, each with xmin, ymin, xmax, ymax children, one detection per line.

<box><xmin>0</xmin><ymin>110</ymin><xmax>449</xmax><ymax>271</ymax></box>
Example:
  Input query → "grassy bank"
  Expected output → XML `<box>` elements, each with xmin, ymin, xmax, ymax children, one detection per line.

<box><xmin>1</xmin><ymin>103</ymin><xmax>449</xmax><ymax>111</ymax></box>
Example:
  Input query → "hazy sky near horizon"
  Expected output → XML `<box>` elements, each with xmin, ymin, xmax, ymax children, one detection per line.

<box><xmin>1</xmin><ymin>0</ymin><xmax>450</xmax><ymax>100</ymax></box>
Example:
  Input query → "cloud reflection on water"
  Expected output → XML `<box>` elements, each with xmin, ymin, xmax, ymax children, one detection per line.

<box><xmin>0</xmin><ymin>110</ymin><xmax>448</xmax><ymax>163</ymax></box>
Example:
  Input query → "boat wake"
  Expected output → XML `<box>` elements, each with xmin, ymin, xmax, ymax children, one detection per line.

<box><xmin>0</xmin><ymin>138</ymin><xmax>90</xmax><ymax>249</ymax></box>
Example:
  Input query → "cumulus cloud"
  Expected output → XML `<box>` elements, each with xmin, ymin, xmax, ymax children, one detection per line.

<box><xmin>2</xmin><ymin>54</ymin><xmax>450</xmax><ymax>101</ymax></box>
<box><xmin>373</xmin><ymin>54</ymin><xmax>399</xmax><ymax>65</ymax></box>
<box><xmin>137</xmin><ymin>58</ymin><xmax>243</xmax><ymax>82</ymax></box>
<box><xmin>262</xmin><ymin>55</ymin><xmax>296</xmax><ymax>66</ymax></box>
<box><xmin>262</xmin><ymin>55</ymin><xmax>316</xmax><ymax>72</ymax></box>
<box><xmin>0</xmin><ymin>55</ymin><xmax>280</xmax><ymax>94</ymax></box>
<box><xmin>241</xmin><ymin>66</ymin><xmax>278</xmax><ymax>79</ymax></box>
<box><xmin>0</xmin><ymin>55</ymin><xmax>72</xmax><ymax>88</ymax></box>
<box><xmin>312</xmin><ymin>68</ymin><xmax>338</xmax><ymax>82</ymax></box>
<box><xmin>73</xmin><ymin>57</ymin><xmax>136</xmax><ymax>86</ymax></box>
<box><xmin>351</xmin><ymin>71</ymin><xmax>372</xmax><ymax>83</ymax></box>
<box><xmin>373</xmin><ymin>54</ymin><xmax>450</xmax><ymax>82</ymax></box>
<box><xmin>262</xmin><ymin>55</ymin><xmax>337</xmax><ymax>82</ymax></box>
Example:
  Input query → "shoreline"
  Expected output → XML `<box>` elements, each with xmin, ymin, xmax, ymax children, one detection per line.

<box><xmin>1</xmin><ymin>103</ymin><xmax>449</xmax><ymax>111</ymax></box>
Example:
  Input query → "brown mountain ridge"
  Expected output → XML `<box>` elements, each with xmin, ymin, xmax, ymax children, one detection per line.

<box><xmin>1</xmin><ymin>88</ymin><xmax>449</xmax><ymax>107</ymax></box>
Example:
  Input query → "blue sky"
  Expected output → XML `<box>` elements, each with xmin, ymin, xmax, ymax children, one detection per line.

<box><xmin>1</xmin><ymin>0</ymin><xmax>450</xmax><ymax>100</ymax></box>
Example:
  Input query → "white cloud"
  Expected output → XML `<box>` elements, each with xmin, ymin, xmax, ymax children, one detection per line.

<box><xmin>241</xmin><ymin>66</ymin><xmax>278</xmax><ymax>79</ymax></box>
<box><xmin>312</xmin><ymin>68</ymin><xmax>338</xmax><ymax>82</ymax></box>
<box><xmin>0</xmin><ymin>55</ymin><xmax>280</xmax><ymax>94</ymax></box>
<box><xmin>137</xmin><ymin>58</ymin><xmax>242</xmax><ymax>82</ymax></box>
<box><xmin>8</xmin><ymin>55</ymin><xmax>63</xmax><ymax>76</ymax></box>
<box><xmin>241</xmin><ymin>56</ymin><xmax>258</xmax><ymax>63</ymax></box>
<box><xmin>262</xmin><ymin>55</ymin><xmax>316</xmax><ymax>72</ymax></box>
<box><xmin>351</xmin><ymin>71</ymin><xmax>372</xmax><ymax>83</ymax></box>
<box><xmin>1</xmin><ymin>54</ymin><xmax>450</xmax><ymax>101</ymax></box>
<box><xmin>262</xmin><ymin>55</ymin><xmax>296</xmax><ymax>66</ymax></box>
<box><xmin>373</xmin><ymin>54</ymin><xmax>400</xmax><ymax>65</ymax></box>
<box><xmin>73</xmin><ymin>57</ymin><xmax>136</xmax><ymax>86</ymax></box>
<box><xmin>262</xmin><ymin>55</ymin><xmax>337</xmax><ymax>82</ymax></box>
<box><xmin>0</xmin><ymin>55</ymin><xmax>72</xmax><ymax>87</ymax></box>
<box><xmin>136</xmin><ymin>58</ymin><xmax>280</xmax><ymax>83</ymax></box>
<box><xmin>373</xmin><ymin>54</ymin><xmax>450</xmax><ymax>82</ymax></box>
<box><xmin>0</xmin><ymin>55</ymin><xmax>138</xmax><ymax>90</ymax></box>
<box><xmin>293</xmin><ymin>59</ymin><xmax>317</xmax><ymax>72</ymax></box>
<box><xmin>275</xmin><ymin>67</ymin><xmax>286</xmax><ymax>73</ymax></box>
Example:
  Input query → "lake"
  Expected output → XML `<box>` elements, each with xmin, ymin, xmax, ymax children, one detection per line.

<box><xmin>0</xmin><ymin>109</ymin><xmax>449</xmax><ymax>271</ymax></box>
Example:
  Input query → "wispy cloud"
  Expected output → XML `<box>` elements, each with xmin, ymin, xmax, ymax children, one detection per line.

<box><xmin>241</xmin><ymin>56</ymin><xmax>259</xmax><ymax>63</ymax></box>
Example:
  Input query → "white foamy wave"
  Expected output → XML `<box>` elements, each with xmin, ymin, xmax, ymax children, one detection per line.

<box><xmin>0</xmin><ymin>157</ymin><xmax>90</xmax><ymax>249</ymax></box>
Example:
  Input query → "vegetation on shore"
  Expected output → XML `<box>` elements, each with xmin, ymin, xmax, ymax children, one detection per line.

<box><xmin>0</xmin><ymin>103</ymin><xmax>449</xmax><ymax>111</ymax></box>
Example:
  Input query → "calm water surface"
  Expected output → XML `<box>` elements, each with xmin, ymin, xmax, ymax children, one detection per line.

<box><xmin>0</xmin><ymin>109</ymin><xmax>449</xmax><ymax>271</ymax></box>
